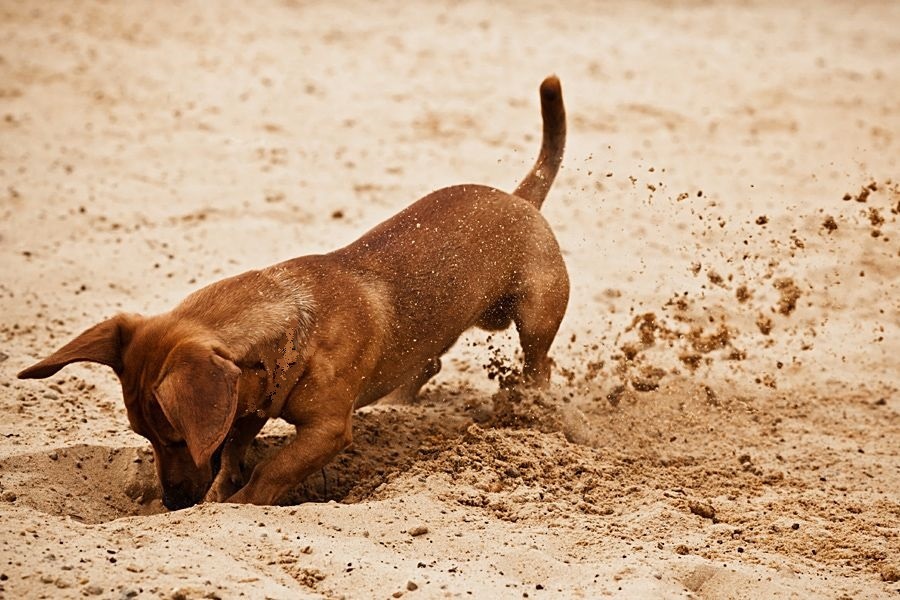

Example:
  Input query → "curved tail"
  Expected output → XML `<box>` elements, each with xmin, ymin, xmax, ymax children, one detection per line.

<box><xmin>513</xmin><ymin>75</ymin><xmax>566</xmax><ymax>209</ymax></box>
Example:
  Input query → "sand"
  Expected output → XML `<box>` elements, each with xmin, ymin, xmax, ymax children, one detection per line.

<box><xmin>1</xmin><ymin>1</ymin><xmax>898</xmax><ymax>598</ymax></box>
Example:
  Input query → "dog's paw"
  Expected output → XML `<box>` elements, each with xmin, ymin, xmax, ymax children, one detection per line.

<box><xmin>203</xmin><ymin>477</ymin><xmax>241</xmax><ymax>503</ymax></box>
<box><xmin>201</xmin><ymin>486</ymin><xmax>226</xmax><ymax>504</ymax></box>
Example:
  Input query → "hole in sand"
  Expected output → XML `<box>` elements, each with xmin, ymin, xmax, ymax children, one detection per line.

<box><xmin>0</xmin><ymin>444</ymin><xmax>163</xmax><ymax>524</ymax></box>
<box><xmin>0</xmin><ymin>403</ymin><xmax>470</xmax><ymax>523</ymax></box>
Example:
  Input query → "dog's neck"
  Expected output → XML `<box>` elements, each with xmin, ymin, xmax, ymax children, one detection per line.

<box><xmin>234</xmin><ymin>318</ymin><xmax>312</xmax><ymax>420</ymax></box>
<box><xmin>171</xmin><ymin>267</ymin><xmax>317</xmax><ymax>419</ymax></box>
<box><xmin>175</xmin><ymin>267</ymin><xmax>315</xmax><ymax>353</ymax></box>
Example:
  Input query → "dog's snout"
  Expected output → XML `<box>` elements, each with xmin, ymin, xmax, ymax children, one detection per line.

<box><xmin>162</xmin><ymin>487</ymin><xmax>198</xmax><ymax>511</ymax></box>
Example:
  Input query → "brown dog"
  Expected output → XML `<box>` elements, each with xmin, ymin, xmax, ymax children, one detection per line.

<box><xmin>18</xmin><ymin>76</ymin><xmax>569</xmax><ymax>510</ymax></box>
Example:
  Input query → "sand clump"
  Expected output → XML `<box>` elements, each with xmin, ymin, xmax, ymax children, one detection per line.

<box><xmin>773</xmin><ymin>278</ymin><xmax>802</xmax><ymax>316</ymax></box>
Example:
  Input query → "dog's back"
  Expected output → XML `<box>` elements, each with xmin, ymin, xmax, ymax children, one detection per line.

<box><xmin>331</xmin><ymin>75</ymin><xmax>569</xmax><ymax>393</ymax></box>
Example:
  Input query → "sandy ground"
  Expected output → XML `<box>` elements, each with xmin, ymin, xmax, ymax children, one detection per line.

<box><xmin>1</xmin><ymin>0</ymin><xmax>899</xmax><ymax>598</ymax></box>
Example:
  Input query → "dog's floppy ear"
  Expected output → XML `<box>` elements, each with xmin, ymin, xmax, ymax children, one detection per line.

<box><xmin>17</xmin><ymin>315</ymin><xmax>137</xmax><ymax>379</ymax></box>
<box><xmin>154</xmin><ymin>346</ymin><xmax>240</xmax><ymax>468</ymax></box>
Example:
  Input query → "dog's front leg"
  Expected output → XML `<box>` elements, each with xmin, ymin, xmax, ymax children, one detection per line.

<box><xmin>204</xmin><ymin>414</ymin><xmax>267</xmax><ymax>503</ymax></box>
<box><xmin>224</xmin><ymin>416</ymin><xmax>352</xmax><ymax>505</ymax></box>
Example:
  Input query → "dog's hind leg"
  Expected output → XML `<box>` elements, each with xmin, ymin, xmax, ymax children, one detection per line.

<box><xmin>512</xmin><ymin>263</ymin><xmax>569</xmax><ymax>388</ymax></box>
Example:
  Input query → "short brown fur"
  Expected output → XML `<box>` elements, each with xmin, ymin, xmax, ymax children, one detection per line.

<box><xmin>18</xmin><ymin>76</ymin><xmax>570</xmax><ymax>509</ymax></box>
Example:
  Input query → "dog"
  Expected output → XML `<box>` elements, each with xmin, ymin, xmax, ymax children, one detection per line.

<box><xmin>18</xmin><ymin>76</ymin><xmax>569</xmax><ymax>510</ymax></box>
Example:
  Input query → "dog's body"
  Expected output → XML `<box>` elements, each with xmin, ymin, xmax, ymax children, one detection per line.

<box><xmin>18</xmin><ymin>76</ymin><xmax>569</xmax><ymax>509</ymax></box>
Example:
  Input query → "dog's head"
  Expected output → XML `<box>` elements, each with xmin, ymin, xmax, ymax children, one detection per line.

<box><xmin>17</xmin><ymin>314</ymin><xmax>240</xmax><ymax>510</ymax></box>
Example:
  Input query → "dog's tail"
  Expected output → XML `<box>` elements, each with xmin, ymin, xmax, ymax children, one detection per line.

<box><xmin>512</xmin><ymin>75</ymin><xmax>566</xmax><ymax>209</ymax></box>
